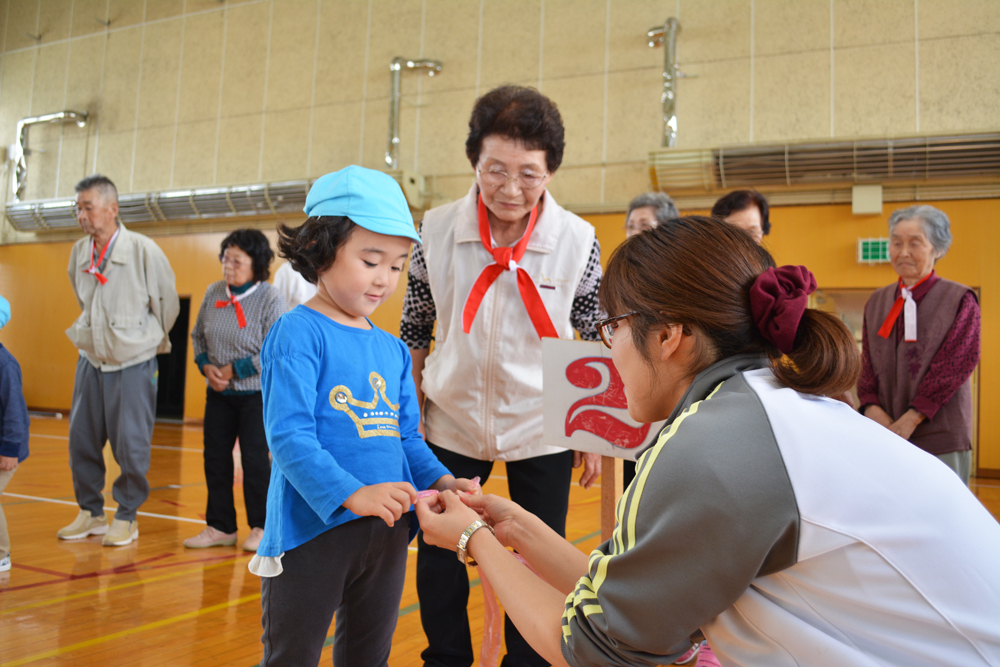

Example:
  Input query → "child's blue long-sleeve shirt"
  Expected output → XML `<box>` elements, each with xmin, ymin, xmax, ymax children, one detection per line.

<box><xmin>257</xmin><ymin>305</ymin><xmax>449</xmax><ymax>557</ymax></box>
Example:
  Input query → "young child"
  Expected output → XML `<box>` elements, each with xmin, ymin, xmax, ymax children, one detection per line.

<box><xmin>249</xmin><ymin>166</ymin><xmax>475</xmax><ymax>666</ymax></box>
<box><xmin>0</xmin><ymin>295</ymin><xmax>30</xmax><ymax>574</ymax></box>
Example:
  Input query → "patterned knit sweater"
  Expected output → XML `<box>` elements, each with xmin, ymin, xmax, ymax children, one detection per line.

<box><xmin>192</xmin><ymin>280</ymin><xmax>286</xmax><ymax>393</ymax></box>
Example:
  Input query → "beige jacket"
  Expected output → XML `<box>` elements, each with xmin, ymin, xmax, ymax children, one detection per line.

<box><xmin>420</xmin><ymin>185</ymin><xmax>596</xmax><ymax>461</ymax></box>
<box><xmin>66</xmin><ymin>223</ymin><xmax>180</xmax><ymax>372</ymax></box>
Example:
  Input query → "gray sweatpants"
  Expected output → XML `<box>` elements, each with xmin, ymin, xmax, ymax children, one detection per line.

<box><xmin>68</xmin><ymin>356</ymin><xmax>157</xmax><ymax>521</ymax></box>
<box><xmin>0</xmin><ymin>467</ymin><xmax>15</xmax><ymax>559</ymax></box>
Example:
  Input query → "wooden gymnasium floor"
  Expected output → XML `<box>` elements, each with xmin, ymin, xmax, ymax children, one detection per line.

<box><xmin>2</xmin><ymin>416</ymin><xmax>999</xmax><ymax>667</ymax></box>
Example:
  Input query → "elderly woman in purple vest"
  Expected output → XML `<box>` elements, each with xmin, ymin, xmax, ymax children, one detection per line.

<box><xmin>857</xmin><ymin>205</ymin><xmax>980</xmax><ymax>484</ymax></box>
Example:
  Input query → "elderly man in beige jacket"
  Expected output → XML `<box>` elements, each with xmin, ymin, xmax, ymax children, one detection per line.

<box><xmin>58</xmin><ymin>175</ymin><xmax>179</xmax><ymax>547</ymax></box>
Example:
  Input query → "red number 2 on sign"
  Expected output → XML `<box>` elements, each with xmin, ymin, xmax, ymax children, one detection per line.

<box><xmin>564</xmin><ymin>357</ymin><xmax>650</xmax><ymax>449</ymax></box>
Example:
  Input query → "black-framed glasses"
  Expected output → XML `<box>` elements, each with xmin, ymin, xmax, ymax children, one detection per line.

<box><xmin>596</xmin><ymin>311</ymin><xmax>637</xmax><ymax>349</ymax></box>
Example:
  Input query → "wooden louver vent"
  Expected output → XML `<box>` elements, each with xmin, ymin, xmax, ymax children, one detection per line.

<box><xmin>714</xmin><ymin>133</ymin><xmax>1000</xmax><ymax>189</ymax></box>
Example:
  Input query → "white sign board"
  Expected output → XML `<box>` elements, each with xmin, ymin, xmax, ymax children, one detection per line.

<box><xmin>542</xmin><ymin>338</ymin><xmax>666</xmax><ymax>461</ymax></box>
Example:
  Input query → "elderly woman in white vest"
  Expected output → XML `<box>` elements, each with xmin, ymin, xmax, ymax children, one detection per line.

<box><xmin>400</xmin><ymin>85</ymin><xmax>605</xmax><ymax>667</ymax></box>
<box><xmin>858</xmin><ymin>205</ymin><xmax>980</xmax><ymax>484</ymax></box>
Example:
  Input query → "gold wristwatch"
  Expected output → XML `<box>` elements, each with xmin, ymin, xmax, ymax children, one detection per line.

<box><xmin>456</xmin><ymin>520</ymin><xmax>495</xmax><ymax>566</ymax></box>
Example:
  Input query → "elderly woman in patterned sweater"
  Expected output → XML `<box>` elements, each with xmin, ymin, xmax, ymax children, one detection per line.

<box><xmin>186</xmin><ymin>229</ymin><xmax>286</xmax><ymax>551</ymax></box>
<box><xmin>858</xmin><ymin>205</ymin><xmax>980</xmax><ymax>484</ymax></box>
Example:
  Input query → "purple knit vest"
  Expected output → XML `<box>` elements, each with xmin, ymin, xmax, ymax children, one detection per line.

<box><xmin>864</xmin><ymin>278</ymin><xmax>973</xmax><ymax>455</ymax></box>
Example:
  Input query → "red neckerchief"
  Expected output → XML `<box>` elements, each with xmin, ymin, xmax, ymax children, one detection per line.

<box><xmin>215</xmin><ymin>282</ymin><xmax>260</xmax><ymax>329</ymax></box>
<box><xmin>462</xmin><ymin>194</ymin><xmax>558</xmax><ymax>339</ymax></box>
<box><xmin>83</xmin><ymin>226</ymin><xmax>120</xmax><ymax>285</ymax></box>
<box><xmin>877</xmin><ymin>271</ymin><xmax>934</xmax><ymax>341</ymax></box>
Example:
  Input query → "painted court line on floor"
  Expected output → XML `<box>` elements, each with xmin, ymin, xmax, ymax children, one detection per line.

<box><xmin>1</xmin><ymin>492</ymin><xmax>205</xmax><ymax>524</ymax></box>
<box><xmin>29</xmin><ymin>432</ymin><xmax>203</xmax><ymax>453</ymax></box>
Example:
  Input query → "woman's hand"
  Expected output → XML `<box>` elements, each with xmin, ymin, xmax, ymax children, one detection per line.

<box><xmin>862</xmin><ymin>404</ymin><xmax>894</xmax><ymax>430</ymax></box>
<box><xmin>573</xmin><ymin>451</ymin><xmax>602</xmax><ymax>489</ymax></box>
<box><xmin>462</xmin><ymin>493</ymin><xmax>526</xmax><ymax>549</ymax></box>
<box><xmin>0</xmin><ymin>456</ymin><xmax>18</xmax><ymax>472</ymax></box>
<box><xmin>890</xmin><ymin>408</ymin><xmax>926</xmax><ymax>441</ymax></box>
<box><xmin>416</xmin><ymin>490</ymin><xmax>484</xmax><ymax>551</ymax></box>
<box><xmin>343</xmin><ymin>482</ymin><xmax>417</xmax><ymax>527</ymax></box>
<box><xmin>203</xmin><ymin>364</ymin><xmax>230</xmax><ymax>392</ymax></box>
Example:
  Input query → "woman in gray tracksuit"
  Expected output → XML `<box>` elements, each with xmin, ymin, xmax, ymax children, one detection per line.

<box><xmin>417</xmin><ymin>216</ymin><xmax>1000</xmax><ymax>667</ymax></box>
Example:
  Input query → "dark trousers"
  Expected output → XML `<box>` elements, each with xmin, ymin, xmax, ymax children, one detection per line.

<box><xmin>203</xmin><ymin>390</ymin><xmax>270</xmax><ymax>534</ymax></box>
<box><xmin>260</xmin><ymin>515</ymin><xmax>411</xmax><ymax>667</ymax></box>
<box><xmin>68</xmin><ymin>357</ymin><xmax>157</xmax><ymax>521</ymax></box>
<box><xmin>417</xmin><ymin>444</ymin><xmax>573</xmax><ymax>667</ymax></box>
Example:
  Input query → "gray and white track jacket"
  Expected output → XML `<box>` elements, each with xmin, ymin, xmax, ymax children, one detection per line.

<box><xmin>561</xmin><ymin>354</ymin><xmax>1000</xmax><ymax>667</ymax></box>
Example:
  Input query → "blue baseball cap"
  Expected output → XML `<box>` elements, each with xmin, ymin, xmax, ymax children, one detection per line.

<box><xmin>304</xmin><ymin>166</ymin><xmax>420</xmax><ymax>244</ymax></box>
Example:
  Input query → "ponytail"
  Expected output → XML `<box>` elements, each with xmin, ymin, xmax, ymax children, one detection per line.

<box><xmin>772</xmin><ymin>309</ymin><xmax>861</xmax><ymax>397</ymax></box>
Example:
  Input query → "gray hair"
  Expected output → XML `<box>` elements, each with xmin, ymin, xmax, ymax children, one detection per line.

<box><xmin>888</xmin><ymin>204</ymin><xmax>952</xmax><ymax>258</ymax></box>
<box><xmin>626</xmin><ymin>191</ymin><xmax>679</xmax><ymax>225</ymax></box>
<box><xmin>75</xmin><ymin>174</ymin><xmax>118</xmax><ymax>204</ymax></box>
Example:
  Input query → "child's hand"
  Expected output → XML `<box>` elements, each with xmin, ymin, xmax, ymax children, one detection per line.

<box><xmin>450</xmin><ymin>476</ymin><xmax>482</xmax><ymax>495</ymax></box>
<box><xmin>431</xmin><ymin>475</ymin><xmax>482</xmax><ymax>496</ymax></box>
<box><xmin>0</xmin><ymin>455</ymin><xmax>18</xmax><ymax>472</ymax></box>
<box><xmin>343</xmin><ymin>482</ymin><xmax>418</xmax><ymax>527</ymax></box>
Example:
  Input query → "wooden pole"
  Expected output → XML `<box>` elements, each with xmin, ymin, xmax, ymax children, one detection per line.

<box><xmin>600</xmin><ymin>456</ymin><xmax>624</xmax><ymax>543</ymax></box>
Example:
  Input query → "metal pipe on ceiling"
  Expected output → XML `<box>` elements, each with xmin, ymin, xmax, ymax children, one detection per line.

<box><xmin>10</xmin><ymin>110</ymin><xmax>88</xmax><ymax>202</ymax></box>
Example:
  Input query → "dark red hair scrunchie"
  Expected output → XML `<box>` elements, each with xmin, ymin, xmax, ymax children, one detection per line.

<box><xmin>749</xmin><ymin>265</ymin><xmax>817</xmax><ymax>354</ymax></box>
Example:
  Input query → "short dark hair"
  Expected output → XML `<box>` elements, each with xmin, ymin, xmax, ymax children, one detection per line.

<box><xmin>276</xmin><ymin>216</ymin><xmax>357</xmax><ymax>284</ymax></box>
<box><xmin>465</xmin><ymin>85</ymin><xmax>565</xmax><ymax>174</ymax></box>
<box><xmin>75</xmin><ymin>174</ymin><xmax>118</xmax><ymax>204</ymax></box>
<box><xmin>711</xmin><ymin>190</ymin><xmax>771</xmax><ymax>236</ymax></box>
<box><xmin>220</xmin><ymin>229</ymin><xmax>274</xmax><ymax>282</ymax></box>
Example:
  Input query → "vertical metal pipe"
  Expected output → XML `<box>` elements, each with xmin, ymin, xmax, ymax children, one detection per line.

<box><xmin>386</xmin><ymin>58</ymin><xmax>404</xmax><ymax>169</ymax></box>
<box><xmin>661</xmin><ymin>18</ymin><xmax>680</xmax><ymax>148</ymax></box>
<box><xmin>385</xmin><ymin>57</ymin><xmax>443</xmax><ymax>170</ymax></box>
<box><xmin>647</xmin><ymin>18</ymin><xmax>681</xmax><ymax>148</ymax></box>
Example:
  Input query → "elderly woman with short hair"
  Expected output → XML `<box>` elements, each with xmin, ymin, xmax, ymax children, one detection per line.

<box><xmin>401</xmin><ymin>84</ymin><xmax>605</xmax><ymax>667</ymax></box>
<box><xmin>186</xmin><ymin>229</ymin><xmax>286</xmax><ymax>551</ymax></box>
<box><xmin>858</xmin><ymin>205</ymin><xmax>980</xmax><ymax>484</ymax></box>
<box><xmin>624</xmin><ymin>191</ymin><xmax>678</xmax><ymax>236</ymax></box>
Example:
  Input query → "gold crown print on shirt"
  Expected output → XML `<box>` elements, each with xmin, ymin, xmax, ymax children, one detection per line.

<box><xmin>329</xmin><ymin>372</ymin><xmax>401</xmax><ymax>438</ymax></box>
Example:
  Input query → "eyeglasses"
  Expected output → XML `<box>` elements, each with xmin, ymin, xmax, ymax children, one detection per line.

<box><xmin>477</xmin><ymin>165</ymin><xmax>548</xmax><ymax>190</ymax></box>
<box><xmin>220</xmin><ymin>255</ymin><xmax>247</xmax><ymax>268</ymax></box>
<box><xmin>596</xmin><ymin>311</ymin><xmax>637</xmax><ymax>349</ymax></box>
<box><xmin>596</xmin><ymin>312</ymin><xmax>693</xmax><ymax>349</ymax></box>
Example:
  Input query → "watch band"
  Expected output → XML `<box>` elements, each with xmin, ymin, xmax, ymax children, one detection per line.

<box><xmin>456</xmin><ymin>520</ymin><xmax>495</xmax><ymax>566</ymax></box>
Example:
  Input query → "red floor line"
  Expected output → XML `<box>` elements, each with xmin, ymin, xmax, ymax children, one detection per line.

<box><xmin>70</xmin><ymin>552</ymin><xmax>176</xmax><ymax>579</ymax></box>
<box><xmin>1</xmin><ymin>553</ymin><xmax>251</xmax><ymax>594</ymax></box>
<box><xmin>11</xmin><ymin>563</ymin><xmax>71</xmax><ymax>578</ymax></box>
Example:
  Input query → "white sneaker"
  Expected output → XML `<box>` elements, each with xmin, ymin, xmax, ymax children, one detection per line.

<box><xmin>184</xmin><ymin>526</ymin><xmax>237</xmax><ymax>549</ymax></box>
<box><xmin>57</xmin><ymin>510</ymin><xmax>109</xmax><ymax>540</ymax></box>
<box><xmin>0</xmin><ymin>554</ymin><xmax>10</xmax><ymax>572</ymax></box>
<box><xmin>242</xmin><ymin>527</ymin><xmax>265</xmax><ymax>552</ymax></box>
<box><xmin>102</xmin><ymin>519</ymin><xmax>139</xmax><ymax>546</ymax></box>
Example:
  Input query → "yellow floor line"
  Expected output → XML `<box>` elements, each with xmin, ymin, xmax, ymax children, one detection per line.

<box><xmin>1</xmin><ymin>558</ymin><xmax>242</xmax><ymax>615</ymax></box>
<box><xmin>4</xmin><ymin>593</ymin><xmax>262</xmax><ymax>666</ymax></box>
